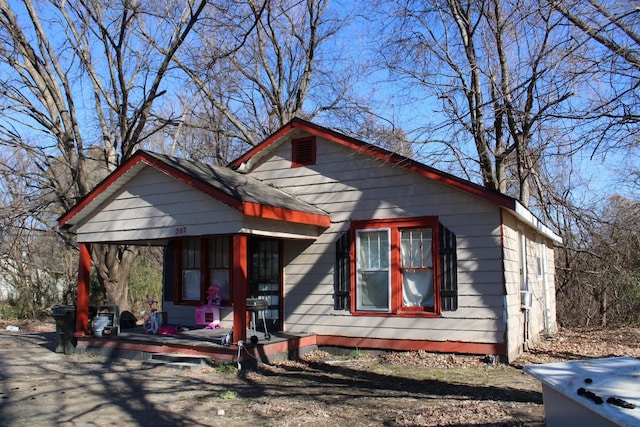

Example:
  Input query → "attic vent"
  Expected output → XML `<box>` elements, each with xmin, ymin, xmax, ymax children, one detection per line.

<box><xmin>291</xmin><ymin>137</ymin><xmax>316</xmax><ymax>167</ymax></box>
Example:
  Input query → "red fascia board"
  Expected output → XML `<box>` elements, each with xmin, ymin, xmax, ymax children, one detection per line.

<box><xmin>228</xmin><ymin>121</ymin><xmax>297</xmax><ymax>168</ymax></box>
<box><xmin>229</xmin><ymin>118</ymin><xmax>516</xmax><ymax>210</ymax></box>
<box><xmin>58</xmin><ymin>150</ymin><xmax>328</xmax><ymax>229</ymax></box>
<box><xmin>58</xmin><ymin>151</ymin><xmax>244</xmax><ymax>227</ymax></box>
<box><xmin>243</xmin><ymin>202</ymin><xmax>330</xmax><ymax>227</ymax></box>
<box><xmin>58</xmin><ymin>151</ymin><xmax>147</xmax><ymax>227</ymax></box>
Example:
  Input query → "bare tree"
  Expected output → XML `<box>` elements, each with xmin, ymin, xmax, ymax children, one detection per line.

<box><xmin>376</xmin><ymin>0</ymin><xmax>584</xmax><ymax>205</ymax></box>
<box><xmin>0</xmin><ymin>0</ymin><xmax>207</xmax><ymax>310</ymax></box>
<box><xmin>172</xmin><ymin>0</ymin><xmax>363</xmax><ymax>159</ymax></box>
<box><xmin>553</xmin><ymin>194</ymin><xmax>640</xmax><ymax>327</ymax></box>
<box><xmin>548</xmin><ymin>0</ymin><xmax>640</xmax><ymax>154</ymax></box>
<box><xmin>0</xmin><ymin>149</ymin><xmax>77</xmax><ymax>317</ymax></box>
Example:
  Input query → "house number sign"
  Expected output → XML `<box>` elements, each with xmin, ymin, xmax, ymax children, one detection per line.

<box><xmin>175</xmin><ymin>226</ymin><xmax>187</xmax><ymax>235</ymax></box>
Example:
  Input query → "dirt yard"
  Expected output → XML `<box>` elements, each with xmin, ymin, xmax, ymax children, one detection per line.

<box><xmin>0</xmin><ymin>320</ymin><xmax>639</xmax><ymax>427</ymax></box>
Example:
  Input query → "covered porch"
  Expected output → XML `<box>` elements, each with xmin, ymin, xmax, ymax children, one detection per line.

<box><xmin>57</xmin><ymin>151</ymin><xmax>330</xmax><ymax>353</ymax></box>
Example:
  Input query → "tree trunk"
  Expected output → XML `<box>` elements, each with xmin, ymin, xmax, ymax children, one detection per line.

<box><xmin>91</xmin><ymin>244</ymin><xmax>139</xmax><ymax>311</ymax></box>
<box><xmin>600</xmin><ymin>288</ymin><xmax>608</xmax><ymax>327</ymax></box>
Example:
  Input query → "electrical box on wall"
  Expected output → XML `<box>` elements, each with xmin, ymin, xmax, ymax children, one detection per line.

<box><xmin>521</xmin><ymin>290</ymin><xmax>532</xmax><ymax>310</ymax></box>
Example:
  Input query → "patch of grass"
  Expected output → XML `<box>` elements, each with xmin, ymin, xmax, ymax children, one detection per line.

<box><xmin>216</xmin><ymin>363</ymin><xmax>237</xmax><ymax>373</ymax></box>
<box><xmin>217</xmin><ymin>389</ymin><xmax>238</xmax><ymax>400</ymax></box>
<box><xmin>348</xmin><ymin>349</ymin><xmax>366</xmax><ymax>359</ymax></box>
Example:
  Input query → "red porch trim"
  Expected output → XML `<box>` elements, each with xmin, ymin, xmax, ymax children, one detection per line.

<box><xmin>58</xmin><ymin>150</ymin><xmax>328</xmax><ymax>230</ymax></box>
<box><xmin>58</xmin><ymin>151</ymin><xmax>245</xmax><ymax>228</ymax></box>
<box><xmin>74</xmin><ymin>243</ymin><xmax>91</xmax><ymax>336</ymax></box>
<box><xmin>243</xmin><ymin>202</ymin><xmax>330</xmax><ymax>227</ymax></box>
<box><xmin>316</xmin><ymin>335</ymin><xmax>507</xmax><ymax>356</ymax></box>
<box><xmin>58</xmin><ymin>152</ymin><xmax>149</xmax><ymax>227</ymax></box>
<box><xmin>75</xmin><ymin>336</ymin><xmax>238</xmax><ymax>362</ymax></box>
<box><xmin>232</xmin><ymin>235</ymin><xmax>248</xmax><ymax>344</ymax></box>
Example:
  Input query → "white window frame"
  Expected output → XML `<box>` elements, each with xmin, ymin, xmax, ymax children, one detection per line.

<box><xmin>355</xmin><ymin>228</ymin><xmax>391</xmax><ymax>312</ymax></box>
<box><xmin>518</xmin><ymin>227</ymin><xmax>531</xmax><ymax>310</ymax></box>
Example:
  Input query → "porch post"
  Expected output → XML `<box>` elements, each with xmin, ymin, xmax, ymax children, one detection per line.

<box><xmin>75</xmin><ymin>243</ymin><xmax>91</xmax><ymax>336</ymax></box>
<box><xmin>232</xmin><ymin>235</ymin><xmax>248</xmax><ymax>344</ymax></box>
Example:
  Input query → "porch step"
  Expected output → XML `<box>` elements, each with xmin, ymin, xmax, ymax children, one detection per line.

<box><xmin>143</xmin><ymin>353</ymin><xmax>214</xmax><ymax>370</ymax></box>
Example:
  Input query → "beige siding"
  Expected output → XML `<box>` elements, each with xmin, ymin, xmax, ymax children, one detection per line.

<box><xmin>75</xmin><ymin>166</ymin><xmax>243</xmax><ymax>242</ymax></box>
<box><xmin>75</xmin><ymin>166</ymin><xmax>321</xmax><ymax>243</ymax></box>
<box><xmin>502</xmin><ymin>211</ymin><xmax>557</xmax><ymax>361</ymax></box>
<box><xmin>254</xmin><ymin>136</ymin><xmax>507</xmax><ymax>346</ymax></box>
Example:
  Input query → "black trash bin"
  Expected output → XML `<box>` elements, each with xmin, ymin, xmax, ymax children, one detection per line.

<box><xmin>51</xmin><ymin>305</ymin><xmax>76</xmax><ymax>354</ymax></box>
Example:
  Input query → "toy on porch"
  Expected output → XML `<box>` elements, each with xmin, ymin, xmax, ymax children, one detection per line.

<box><xmin>207</xmin><ymin>283</ymin><xmax>221</xmax><ymax>306</ymax></box>
<box><xmin>195</xmin><ymin>284</ymin><xmax>221</xmax><ymax>329</ymax></box>
<box><xmin>144</xmin><ymin>294</ymin><xmax>159</xmax><ymax>334</ymax></box>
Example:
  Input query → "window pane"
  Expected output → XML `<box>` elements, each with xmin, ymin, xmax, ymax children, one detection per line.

<box><xmin>182</xmin><ymin>270</ymin><xmax>201</xmax><ymax>300</ymax></box>
<box><xmin>401</xmin><ymin>228</ymin><xmax>432</xmax><ymax>268</ymax></box>
<box><xmin>181</xmin><ymin>239</ymin><xmax>201</xmax><ymax>301</ymax></box>
<box><xmin>401</xmin><ymin>228</ymin><xmax>434</xmax><ymax>308</ymax></box>
<box><xmin>356</xmin><ymin>229</ymin><xmax>390</xmax><ymax>311</ymax></box>
<box><xmin>358</xmin><ymin>230</ymin><xmax>389</xmax><ymax>269</ymax></box>
<box><xmin>210</xmin><ymin>269</ymin><xmax>229</xmax><ymax>301</ymax></box>
<box><xmin>358</xmin><ymin>271</ymin><xmax>389</xmax><ymax>309</ymax></box>
<box><xmin>209</xmin><ymin>237</ymin><xmax>229</xmax><ymax>269</ymax></box>
<box><xmin>402</xmin><ymin>269</ymin><xmax>434</xmax><ymax>307</ymax></box>
<box><xmin>182</xmin><ymin>239</ymin><xmax>201</xmax><ymax>268</ymax></box>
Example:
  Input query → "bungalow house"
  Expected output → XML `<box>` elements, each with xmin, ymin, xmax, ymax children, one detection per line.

<box><xmin>58</xmin><ymin>118</ymin><xmax>560</xmax><ymax>362</ymax></box>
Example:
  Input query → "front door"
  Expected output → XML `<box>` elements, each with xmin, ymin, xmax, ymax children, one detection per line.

<box><xmin>249</xmin><ymin>237</ymin><xmax>282</xmax><ymax>331</ymax></box>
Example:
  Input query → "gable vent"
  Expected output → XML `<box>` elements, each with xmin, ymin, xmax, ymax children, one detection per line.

<box><xmin>292</xmin><ymin>137</ymin><xmax>316</xmax><ymax>167</ymax></box>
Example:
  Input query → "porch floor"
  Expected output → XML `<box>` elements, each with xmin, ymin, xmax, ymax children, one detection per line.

<box><xmin>75</xmin><ymin>326</ymin><xmax>319</xmax><ymax>365</ymax></box>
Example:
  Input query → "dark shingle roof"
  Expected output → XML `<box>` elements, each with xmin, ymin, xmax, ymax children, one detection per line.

<box><xmin>143</xmin><ymin>151</ymin><xmax>327</xmax><ymax>216</ymax></box>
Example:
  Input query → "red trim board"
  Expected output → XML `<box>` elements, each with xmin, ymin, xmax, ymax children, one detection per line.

<box><xmin>316</xmin><ymin>335</ymin><xmax>506</xmax><ymax>356</ymax></box>
<box><xmin>59</xmin><ymin>150</ymin><xmax>330</xmax><ymax>229</ymax></box>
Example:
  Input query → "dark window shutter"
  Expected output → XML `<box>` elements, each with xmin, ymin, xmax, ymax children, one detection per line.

<box><xmin>439</xmin><ymin>223</ymin><xmax>458</xmax><ymax>311</ymax></box>
<box><xmin>334</xmin><ymin>232</ymin><xmax>351</xmax><ymax>310</ymax></box>
<box><xmin>163</xmin><ymin>242</ymin><xmax>175</xmax><ymax>302</ymax></box>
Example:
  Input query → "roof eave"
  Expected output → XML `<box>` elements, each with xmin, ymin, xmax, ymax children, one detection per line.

<box><xmin>512</xmin><ymin>201</ymin><xmax>563</xmax><ymax>243</ymax></box>
<box><xmin>242</xmin><ymin>202</ymin><xmax>331</xmax><ymax>227</ymax></box>
<box><xmin>58</xmin><ymin>149</ymin><xmax>330</xmax><ymax>232</ymax></box>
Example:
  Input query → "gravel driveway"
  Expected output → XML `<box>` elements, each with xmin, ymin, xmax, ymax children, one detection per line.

<box><xmin>0</xmin><ymin>332</ymin><xmax>205</xmax><ymax>426</ymax></box>
<box><xmin>2</xmin><ymin>322</ymin><xmax>639</xmax><ymax>427</ymax></box>
<box><xmin>0</xmin><ymin>330</ymin><xmax>546</xmax><ymax>427</ymax></box>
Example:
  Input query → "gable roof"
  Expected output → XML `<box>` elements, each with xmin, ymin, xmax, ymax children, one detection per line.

<box><xmin>229</xmin><ymin>118</ymin><xmax>561</xmax><ymax>243</ymax></box>
<box><xmin>58</xmin><ymin>150</ymin><xmax>330</xmax><ymax>229</ymax></box>
<box><xmin>229</xmin><ymin>117</ymin><xmax>517</xmax><ymax>210</ymax></box>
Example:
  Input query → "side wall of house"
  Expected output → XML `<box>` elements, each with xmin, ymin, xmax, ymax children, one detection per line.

<box><xmin>501</xmin><ymin>211</ymin><xmax>557</xmax><ymax>361</ymax></box>
<box><xmin>249</xmin><ymin>135</ymin><xmax>508</xmax><ymax>350</ymax></box>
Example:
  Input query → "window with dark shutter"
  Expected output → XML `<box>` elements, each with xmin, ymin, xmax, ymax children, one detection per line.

<box><xmin>334</xmin><ymin>232</ymin><xmax>351</xmax><ymax>310</ymax></box>
<box><xmin>292</xmin><ymin>137</ymin><xmax>316</xmax><ymax>167</ymax></box>
<box><xmin>439</xmin><ymin>223</ymin><xmax>458</xmax><ymax>311</ymax></box>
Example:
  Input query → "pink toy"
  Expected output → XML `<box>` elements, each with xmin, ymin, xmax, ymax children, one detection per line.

<box><xmin>205</xmin><ymin>321</ymin><xmax>220</xmax><ymax>329</ymax></box>
<box><xmin>207</xmin><ymin>284</ymin><xmax>221</xmax><ymax>306</ymax></box>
